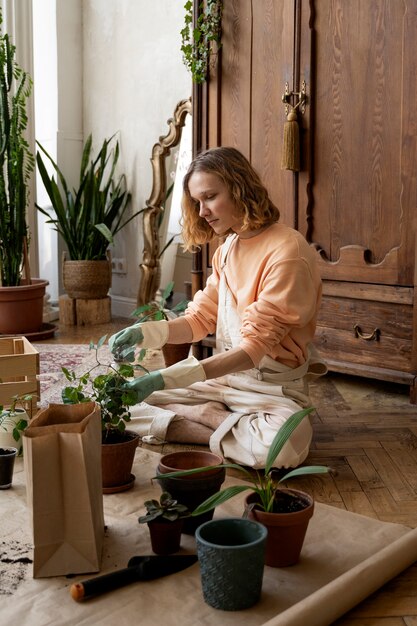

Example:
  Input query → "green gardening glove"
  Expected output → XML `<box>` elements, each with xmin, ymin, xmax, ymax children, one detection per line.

<box><xmin>109</xmin><ymin>323</ymin><xmax>144</xmax><ymax>356</ymax></box>
<box><xmin>123</xmin><ymin>356</ymin><xmax>206</xmax><ymax>404</ymax></box>
<box><xmin>109</xmin><ymin>320</ymin><xmax>169</xmax><ymax>355</ymax></box>
<box><xmin>123</xmin><ymin>371</ymin><xmax>165</xmax><ymax>404</ymax></box>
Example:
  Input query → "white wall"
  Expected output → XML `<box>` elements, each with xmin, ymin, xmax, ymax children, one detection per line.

<box><xmin>82</xmin><ymin>0</ymin><xmax>191</xmax><ymax>317</ymax></box>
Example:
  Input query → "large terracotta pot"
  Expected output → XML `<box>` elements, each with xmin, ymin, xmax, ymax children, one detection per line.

<box><xmin>62</xmin><ymin>252</ymin><xmax>111</xmax><ymax>299</ymax></box>
<box><xmin>101</xmin><ymin>430</ymin><xmax>139</xmax><ymax>494</ymax></box>
<box><xmin>245</xmin><ymin>488</ymin><xmax>314</xmax><ymax>567</ymax></box>
<box><xmin>156</xmin><ymin>450</ymin><xmax>226</xmax><ymax>535</ymax></box>
<box><xmin>0</xmin><ymin>278</ymin><xmax>48</xmax><ymax>334</ymax></box>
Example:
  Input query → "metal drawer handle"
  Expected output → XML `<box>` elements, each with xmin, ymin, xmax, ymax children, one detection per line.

<box><xmin>353</xmin><ymin>324</ymin><xmax>381</xmax><ymax>341</ymax></box>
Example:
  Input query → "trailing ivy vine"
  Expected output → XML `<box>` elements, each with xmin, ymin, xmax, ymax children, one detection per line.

<box><xmin>181</xmin><ymin>0</ymin><xmax>223</xmax><ymax>84</ymax></box>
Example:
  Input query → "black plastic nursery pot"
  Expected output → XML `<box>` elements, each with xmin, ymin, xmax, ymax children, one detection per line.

<box><xmin>0</xmin><ymin>447</ymin><xmax>18</xmax><ymax>489</ymax></box>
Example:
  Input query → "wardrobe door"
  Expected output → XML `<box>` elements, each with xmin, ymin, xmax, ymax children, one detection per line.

<box><xmin>298</xmin><ymin>0</ymin><xmax>417</xmax><ymax>395</ymax></box>
<box><xmin>192</xmin><ymin>0</ymin><xmax>417</xmax><ymax>398</ymax></box>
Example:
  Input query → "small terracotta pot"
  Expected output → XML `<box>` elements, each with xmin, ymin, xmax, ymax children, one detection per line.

<box><xmin>157</xmin><ymin>450</ymin><xmax>225</xmax><ymax>535</ymax></box>
<box><xmin>147</xmin><ymin>518</ymin><xmax>184</xmax><ymax>555</ymax></box>
<box><xmin>101</xmin><ymin>430</ymin><xmax>139</xmax><ymax>493</ymax></box>
<box><xmin>245</xmin><ymin>488</ymin><xmax>314</xmax><ymax>567</ymax></box>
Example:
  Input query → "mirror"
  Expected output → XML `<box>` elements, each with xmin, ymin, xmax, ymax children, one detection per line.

<box><xmin>138</xmin><ymin>97</ymin><xmax>192</xmax><ymax>306</ymax></box>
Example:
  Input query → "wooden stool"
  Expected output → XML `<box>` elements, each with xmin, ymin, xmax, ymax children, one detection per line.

<box><xmin>59</xmin><ymin>295</ymin><xmax>111</xmax><ymax>326</ymax></box>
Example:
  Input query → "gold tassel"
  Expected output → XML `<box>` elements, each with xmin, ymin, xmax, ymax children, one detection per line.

<box><xmin>281</xmin><ymin>108</ymin><xmax>300</xmax><ymax>172</ymax></box>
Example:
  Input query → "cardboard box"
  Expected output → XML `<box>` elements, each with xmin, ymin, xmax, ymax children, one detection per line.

<box><xmin>0</xmin><ymin>337</ymin><xmax>40</xmax><ymax>416</ymax></box>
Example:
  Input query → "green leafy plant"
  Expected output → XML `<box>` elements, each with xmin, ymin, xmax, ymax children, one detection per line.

<box><xmin>36</xmin><ymin>133</ymin><xmax>143</xmax><ymax>260</ymax></box>
<box><xmin>158</xmin><ymin>407</ymin><xmax>332</xmax><ymax>516</ymax></box>
<box><xmin>131</xmin><ymin>281</ymin><xmax>188</xmax><ymax>322</ymax></box>
<box><xmin>181</xmin><ymin>0</ymin><xmax>223</xmax><ymax>84</ymax></box>
<box><xmin>61</xmin><ymin>335</ymin><xmax>148</xmax><ymax>442</ymax></box>
<box><xmin>0</xmin><ymin>9</ymin><xmax>35</xmax><ymax>286</ymax></box>
<box><xmin>0</xmin><ymin>392</ymin><xmax>33</xmax><ymax>442</ymax></box>
<box><xmin>138</xmin><ymin>492</ymin><xmax>189</xmax><ymax>524</ymax></box>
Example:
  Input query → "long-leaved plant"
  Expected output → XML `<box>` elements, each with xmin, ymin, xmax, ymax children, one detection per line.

<box><xmin>0</xmin><ymin>9</ymin><xmax>35</xmax><ymax>286</ymax></box>
<box><xmin>36</xmin><ymin>134</ymin><xmax>143</xmax><ymax>260</ymax></box>
<box><xmin>157</xmin><ymin>407</ymin><xmax>332</xmax><ymax>515</ymax></box>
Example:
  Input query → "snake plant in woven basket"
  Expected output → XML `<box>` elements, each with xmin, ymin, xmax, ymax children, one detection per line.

<box><xmin>36</xmin><ymin>133</ymin><xmax>143</xmax><ymax>261</ymax></box>
<box><xmin>0</xmin><ymin>10</ymin><xmax>35</xmax><ymax>286</ymax></box>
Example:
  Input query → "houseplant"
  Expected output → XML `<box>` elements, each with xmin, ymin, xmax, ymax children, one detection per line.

<box><xmin>138</xmin><ymin>491</ymin><xmax>189</xmax><ymax>555</ymax></box>
<box><xmin>181</xmin><ymin>0</ymin><xmax>223</xmax><ymax>84</ymax></box>
<box><xmin>0</xmin><ymin>10</ymin><xmax>48</xmax><ymax>335</ymax></box>
<box><xmin>36</xmin><ymin>133</ymin><xmax>143</xmax><ymax>299</ymax></box>
<box><xmin>0</xmin><ymin>393</ymin><xmax>33</xmax><ymax>454</ymax></box>
<box><xmin>131</xmin><ymin>280</ymin><xmax>190</xmax><ymax>366</ymax></box>
<box><xmin>158</xmin><ymin>407</ymin><xmax>333</xmax><ymax>566</ymax></box>
<box><xmin>61</xmin><ymin>335</ymin><xmax>148</xmax><ymax>493</ymax></box>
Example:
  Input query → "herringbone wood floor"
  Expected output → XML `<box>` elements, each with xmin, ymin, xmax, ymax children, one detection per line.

<box><xmin>44</xmin><ymin>317</ymin><xmax>417</xmax><ymax>625</ymax></box>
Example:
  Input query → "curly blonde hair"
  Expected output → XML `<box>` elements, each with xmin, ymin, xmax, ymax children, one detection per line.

<box><xmin>181</xmin><ymin>147</ymin><xmax>280</xmax><ymax>250</ymax></box>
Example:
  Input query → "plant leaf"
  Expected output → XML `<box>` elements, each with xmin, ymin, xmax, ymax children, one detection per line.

<box><xmin>192</xmin><ymin>485</ymin><xmax>253</xmax><ymax>516</ymax></box>
<box><xmin>279</xmin><ymin>465</ymin><xmax>331</xmax><ymax>482</ymax></box>
<box><xmin>265</xmin><ymin>407</ymin><xmax>315</xmax><ymax>475</ymax></box>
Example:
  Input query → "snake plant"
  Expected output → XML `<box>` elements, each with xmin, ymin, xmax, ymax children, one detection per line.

<box><xmin>0</xmin><ymin>11</ymin><xmax>35</xmax><ymax>286</ymax></box>
<box><xmin>36</xmin><ymin>133</ymin><xmax>143</xmax><ymax>261</ymax></box>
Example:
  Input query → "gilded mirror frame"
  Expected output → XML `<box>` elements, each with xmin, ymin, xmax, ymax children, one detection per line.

<box><xmin>137</xmin><ymin>97</ymin><xmax>192</xmax><ymax>306</ymax></box>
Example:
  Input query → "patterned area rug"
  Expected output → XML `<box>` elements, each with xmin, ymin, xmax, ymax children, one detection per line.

<box><xmin>33</xmin><ymin>343</ymin><xmax>165</xmax><ymax>408</ymax></box>
<box><xmin>33</xmin><ymin>343</ymin><xmax>93</xmax><ymax>405</ymax></box>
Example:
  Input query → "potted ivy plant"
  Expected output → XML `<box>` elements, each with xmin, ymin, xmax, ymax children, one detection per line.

<box><xmin>61</xmin><ymin>335</ymin><xmax>148</xmax><ymax>493</ymax></box>
<box><xmin>131</xmin><ymin>281</ymin><xmax>190</xmax><ymax>366</ymax></box>
<box><xmin>181</xmin><ymin>0</ymin><xmax>223</xmax><ymax>84</ymax></box>
<box><xmin>0</xmin><ymin>9</ymin><xmax>49</xmax><ymax>335</ymax></box>
<box><xmin>138</xmin><ymin>491</ymin><xmax>189</xmax><ymax>555</ymax></box>
<box><xmin>158</xmin><ymin>407</ymin><xmax>333</xmax><ymax>566</ymax></box>
<box><xmin>36</xmin><ymin>133</ymin><xmax>144</xmax><ymax>300</ymax></box>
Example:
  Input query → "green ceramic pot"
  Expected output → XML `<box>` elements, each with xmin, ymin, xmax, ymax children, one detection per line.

<box><xmin>196</xmin><ymin>517</ymin><xmax>267</xmax><ymax>611</ymax></box>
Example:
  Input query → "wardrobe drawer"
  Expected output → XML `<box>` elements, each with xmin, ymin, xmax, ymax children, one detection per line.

<box><xmin>315</xmin><ymin>295</ymin><xmax>414</xmax><ymax>372</ymax></box>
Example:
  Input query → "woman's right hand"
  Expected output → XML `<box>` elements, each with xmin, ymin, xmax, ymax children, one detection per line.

<box><xmin>108</xmin><ymin>320</ymin><xmax>169</xmax><ymax>354</ymax></box>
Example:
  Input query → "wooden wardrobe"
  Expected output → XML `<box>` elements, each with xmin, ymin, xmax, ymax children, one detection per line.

<box><xmin>191</xmin><ymin>0</ymin><xmax>417</xmax><ymax>401</ymax></box>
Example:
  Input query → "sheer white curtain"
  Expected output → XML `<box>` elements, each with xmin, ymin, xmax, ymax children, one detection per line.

<box><xmin>1</xmin><ymin>0</ymin><xmax>39</xmax><ymax>278</ymax></box>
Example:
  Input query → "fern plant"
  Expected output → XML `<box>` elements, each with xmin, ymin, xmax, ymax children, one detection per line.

<box><xmin>0</xmin><ymin>9</ymin><xmax>35</xmax><ymax>286</ymax></box>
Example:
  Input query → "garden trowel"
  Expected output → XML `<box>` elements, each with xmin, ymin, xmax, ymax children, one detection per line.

<box><xmin>70</xmin><ymin>554</ymin><xmax>198</xmax><ymax>601</ymax></box>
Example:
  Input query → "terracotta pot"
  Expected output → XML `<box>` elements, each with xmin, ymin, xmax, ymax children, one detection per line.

<box><xmin>147</xmin><ymin>518</ymin><xmax>184</xmax><ymax>555</ymax></box>
<box><xmin>62</xmin><ymin>252</ymin><xmax>111</xmax><ymax>299</ymax></box>
<box><xmin>156</xmin><ymin>450</ymin><xmax>226</xmax><ymax>535</ymax></box>
<box><xmin>162</xmin><ymin>343</ymin><xmax>192</xmax><ymax>367</ymax></box>
<box><xmin>0</xmin><ymin>278</ymin><xmax>49</xmax><ymax>334</ymax></box>
<box><xmin>101</xmin><ymin>430</ymin><xmax>139</xmax><ymax>493</ymax></box>
<box><xmin>245</xmin><ymin>488</ymin><xmax>314</xmax><ymax>567</ymax></box>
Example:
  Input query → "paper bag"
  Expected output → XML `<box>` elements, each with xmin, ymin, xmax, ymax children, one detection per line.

<box><xmin>23</xmin><ymin>402</ymin><xmax>104</xmax><ymax>578</ymax></box>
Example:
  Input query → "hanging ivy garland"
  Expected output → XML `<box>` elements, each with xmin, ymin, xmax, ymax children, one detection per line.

<box><xmin>181</xmin><ymin>0</ymin><xmax>223</xmax><ymax>84</ymax></box>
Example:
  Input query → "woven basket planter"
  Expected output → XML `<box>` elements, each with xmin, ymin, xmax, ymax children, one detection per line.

<box><xmin>62</xmin><ymin>252</ymin><xmax>112</xmax><ymax>299</ymax></box>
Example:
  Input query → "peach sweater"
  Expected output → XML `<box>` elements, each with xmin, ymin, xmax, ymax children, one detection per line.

<box><xmin>184</xmin><ymin>223</ymin><xmax>322</xmax><ymax>368</ymax></box>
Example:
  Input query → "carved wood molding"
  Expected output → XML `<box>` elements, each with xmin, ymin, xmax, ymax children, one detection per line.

<box><xmin>138</xmin><ymin>98</ymin><xmax>192</xmax><ymax>306</ymax></box>
<box><xmin>313</xmin><ymin>244</ymin><xmax>400</xmax><ymax>283</ymax></box>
